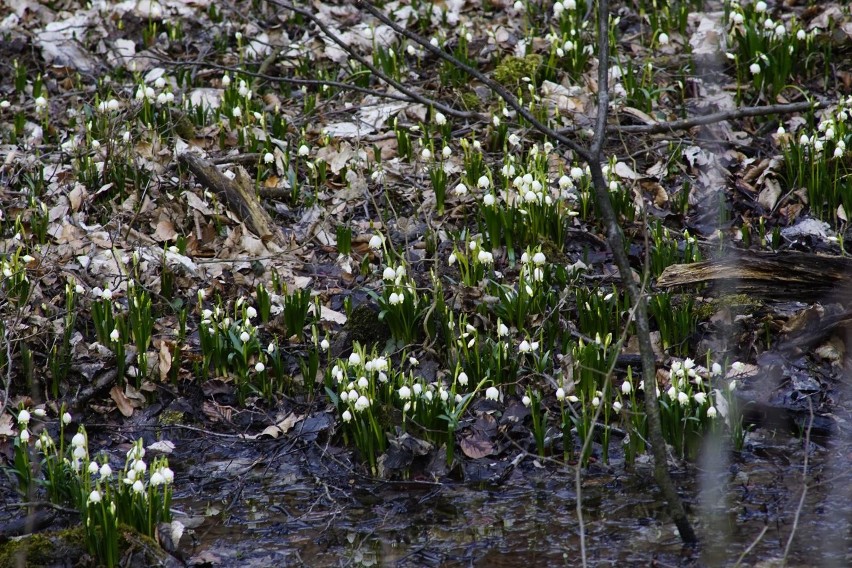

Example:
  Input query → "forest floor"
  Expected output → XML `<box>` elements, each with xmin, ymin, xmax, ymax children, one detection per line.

<box><xmin>1</xmin><ymin>0</ymin><xmax>852</xmax><ymax>565</ymax></box>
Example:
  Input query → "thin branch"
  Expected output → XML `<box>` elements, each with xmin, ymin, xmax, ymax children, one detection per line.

<box><xmin>150</xmin><ymin>53</ymin><xmax>481</xmax><ymax>118</ymax></box>
<box><xmin>269</xmin><ymin>1</ymin><xmax>483</xmax><ymax>121</ymax></box>
<box><xmin>733</xmin><ymin>525</ymin><xmax>769</xmax><ymax>568</ymax></box>
<box><xmin>583</xmin><ymin>0</ymin><xmax>698</xmax><ymax>545</ymax></box>
<box><xmin>603</xmin><ymin>100</ymin><xmax>826</xmax><ymax>135</ymax></box>
<box><xmin>782</xmin><ymin>396</ymin><xmax>815</xmax><ymax>561</ymax></box>
<box><xmin>353</xmin><ymin>0</ymin><xmax>593</xmax><ymax>162</ymax></box>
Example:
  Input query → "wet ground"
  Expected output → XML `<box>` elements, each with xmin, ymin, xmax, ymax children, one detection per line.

<box><xmin>155</xmin><ymin>420</ymin><xmax>851</xmax><ymax>566</ymax></box>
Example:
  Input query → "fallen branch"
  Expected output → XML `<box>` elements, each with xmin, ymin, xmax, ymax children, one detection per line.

<box><xmin>605</xmin><ymin>100</ymin><xmax>826</xmax><ymax>134</ymax></box>
<box><xmin>179</xmin><ymin>152</ymin><xmax>286</xmax><ymax>247</ymax></box>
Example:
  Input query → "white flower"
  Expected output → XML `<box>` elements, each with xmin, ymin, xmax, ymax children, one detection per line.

<box><xmin>755</xmin><ymin>1</ymin><xmax>767</xmax><ymax>12</ymax></box>
<box><xmin>20</xmin><ymin>430</ymin><xmax>30</xmax><ymax>443</ymax></box>
<box><xmin>88</xmin><ymin>490</ymin><xmax>102</xmax><ymax>504</ymax></box>
<box><xmin>354</xmin><ymin>395</ymin><xmax>370</xmax><ymax>411</ymax></box>
<box><xmin>298</xmin><ymin>144</ymin><xmax>310</xmax><ymax>156</ymax></box>
<box><xmin>88</xmin><ymin>461</ymin><xmax>99</xmax><ymax>474</ymax></box>
<box><xmin>731</xmin><ymin>361</ymin><xmax>746</xmax><ymax>373</ymax></box>
<box><xmin>320</xmin><ymin>339</ymin><xmax>330</xmax><ymax>351</ymax></box>
<box><xmin>477</xmin><ymin>250</ymin><xmax>493</xmax><ymax>264</ymax></box>
<box><xmin>667</xmin><ymin>386</ymin><xmax>678</xmax><ymax>400</ymax></box>
<box><xmin>399</xmin><ymin>385</ymin><xmax>411</xmax><ymax>400</ymax></box>
<box><xmin>35</xmin><ymin>96</ymin><xmax>47</xmax><ymax>110</ymax></box>
<box><xmin>729</xmin><ymin>380</ymin><xmax>738</xmax><ymax>392</ymax></box>
<box><xmin>677</xmin><ymin>391</ymin><xmax>690</xmax><ymax>406</ymax></box>
<box><xmin>477</xmin><ymin>175</ymin><xmax>490</xmax><ymax>189</ymax></box>
<box><xmin>100</xmin><ymin>464</ymin><xmax>112</xmax><ymax>479</ymax></box>
<box><xmin>349</xmin><ymin>352</ymin><xmax>361</xmax><ymax>366</ymax></box>
<box><xmin>621</xmin><ymin>381</ymin><xmax>632</xmax><ymax>395</ymax></box>
<box><xmin>485</xmin><ymin>386</ymin><xmax>499</xmax><ymax>401</ymax></box>
<box><xmin>532</xmin><ymin>252</ymin><xmax>546</xmax><ymax>265</ymax></box>
<box><xmin>707</xmin><ymin>406</ymin><xmax>717</xmax><ymax>419</ymax></box>
<box><xmin>711</xmin><ymin>362</ymin><xmax>722</xmax><ymax>376</ymax></box>
<box><xmin>246</xmin><ymin>306</ymin><xmax>257</xmax><ymax>319</ymax></box>
<box><xmin>658</xmin><ymin>32</ymin><xmax>669</xmax><ymax>46</ymax></box>
<box><xmin>72</xmin><ymin>432</ymin><xmax>86</xmax><ymax>447</ymax></box>
<box><xmin>239</xmin><ymin>331</ymin><xmax>250</xmax><ymax>343</ymax></box>
<box><xmin>749</xmin><ymin>63</ymin><xmax>761</xmax><ymax>75</ymax></box>
<box><xmin>389</xmin><ymin>292</ymin><xmax>403</xmax><ymax>305</ymax></box>
<box><xmin>101</xmin><ymin>288</ymin><xmax>113</xmax><ymax>300</ymax></box>
<box><xmin>150</xmin><ymin>471</ymin><xmax>165</xmax><ymax>486</ymax></box>
<box><xmin>775</xmin><ymin>24</ymin><xmax>785</xmax><ymax>36</ymax></box>
<box><xmin>454</xmin><ymin>183</ymin><xmax>468</xmax><ymax>196</ymax></box>
<box><xmin>434</xmin><ymin>112</ymin><xmax>446</xmax><ymax>126</ymax></box>
<box><xmin>492</xmin><ymin>115</ymin><xmax>500</xmax><ymax>127</ymax></box>
<box><xmin>519</xmin><ymin>340</ymin><xmax>532</xmax><ymax>353</ymax></box>
<box><xmin>457</xmin><ymin>372</ymin><xmax>469</xmax><ymax>386</ymax></box>
<box><xmin>232</xmin><ymin>107</ymin><xmax>242</xmax><ymax>118</ymax></box>
<box><xmin>73</xmin><ymin>446</ymin><xmax>86</xmax><ymax>460</ymax></box>
<box><xmin>0</xmin><ymin>100</ymin><xmax>9</xmax><ymax>108</ymax></box>
<box><xmin>160</xmin><ymin>467</ymin><xmax>174</xmax><ymax>484</ymax></box>
<box><xmin>483</xmin><ymin>193</ymin><xmax>495</xmax><ymax>206</ymax></box>
<box><xmin>18</xmin><ymin>409</ymin><xmax>30</xmax><ymax>425</ymax></box>
<box><xmin>694</xmin><ymin>392</ymin><xmax>707</xmax><ymax>405</ymax></box>
<box><xmin>555</xmin><ymin>388</ymin><xmax>565</xmax><ymax>401</ymax></box>
<box><xmin>508</xmin><ymin>133</ymin><xmax>520</xmax><ymax>146</ymax></box>
<box><xmin>497</xmin><ymin>322</ymin><xmax>509</xmax><ymax>337</ymax></box>
<box><xmin>33</xmin><ymin>408</ymin><xmax>46</xmax><ymax>418</ymax></box>
<box><xmin>591</xmin><ymin>396</ymin><xmax>600</xmax><ymax>408</ymax></box>
<box><xmin>413</xmin><ymin>383</ymin><xmax>423</xmax><ymax>396</ymax></box>
<box><xmin>221</xmin><ymin>74</ymin><xmax>231</xmax><ymax>87</ymax></box>
<box><xmin>522</xmin><ymin>395</ymin><xmax>531</xmax><ymax>407</ymax></box>
<box><xmin>264</xmin><ymin>152</ymin><xmax>274</xmax><ymax>164</ymax></box>
<box><xmin>342</xmin><ymin>409</ymin><xmax>353</xmax><ymax>422</ymax></box>
<box><xmin>442</xmin><ymin>146</ymin><xmax>452</xmax><ymax>159</ymax></box>
<box><xmin>448</xmin><ymin>252</ymin><xmax>457</xmax><ymax>265</ymax></box>
<box><xmin>133</xmin><ymin>480</ymin><xmax>145</xmax><ymax>493</ymax></box>
<box><xmin>421</xmin><ymin>147</ymin><xmax>432</xmax><ymax>160</ymax></box>
<box><xmin>796</xmin><ymin>29</ymin><xmax>806</xmax><ymax>41</ymax></box>
<box><xmin>62</xmin><ymin>412</ymin><xmax>72</xmax><ymax>425</ymax></box>
<box><xmin>369</xmin><ymin>234</ymin><xmax>383</xmax><ymax>249</ymax></box>
<box><xmin>383</xmin><ymin>266</ymin><xmax>396</xmax><ymax>280</ymax></box>
<box><xmin>612</xmin><ymin>401</ymin><xmax>623</xmax><ymax>413</ymax></box>
<box><xmin>255</xmin><ymin>362</ymin><xmax>265</xmax><ymax>373</ymax></box>
<box><xmin>357</xmin><ymin>376</ymin><xmax>369</xmax><ymax>390</ymax></box>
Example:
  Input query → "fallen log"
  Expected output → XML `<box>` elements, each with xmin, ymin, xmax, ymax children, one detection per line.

<box><xmin>178</xmin><ymin>152</ymin><xmax>286</xmax><ymax>248</ymax></box>
<box><xmin>657</xmin><ymin>249</ymin><xmax>852</xmax><ymax>302</ymax></box>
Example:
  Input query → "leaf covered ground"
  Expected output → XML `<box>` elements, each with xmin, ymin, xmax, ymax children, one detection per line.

<box><xmin>2</xmin><ymin>0</ymin><xmax>852</xmax><ymax>565</ymax></box>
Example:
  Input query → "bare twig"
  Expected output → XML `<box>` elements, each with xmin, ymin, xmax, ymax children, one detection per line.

<box><xmin>733</xmin><ymin>525</ymin><xmax>769</xmax><ymax>568</ymax></box>
<box><xmin>267</xmin><ymin>1</ymin><xmax>484</xmax><ymax>122</ymax></box>
<box><xmin>600</xmin><ymin>100</ymin><xmax>826</xmax><ymax>134</ymax></box>
<box><xmin>782</xmin><ymin>396</ymin><xmax>815</xmax><ymax>562</ymax></box>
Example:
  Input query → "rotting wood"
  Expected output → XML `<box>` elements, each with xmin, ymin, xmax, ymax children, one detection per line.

<box><xmin>179</xmin><ymin>152</ymin><xmax>286</xmax><ymax>247</ymax></box>
<box><xmin>658</xmin><ymin>249</ymin><xmax>852</xmax><ymax>302</ymax></box>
